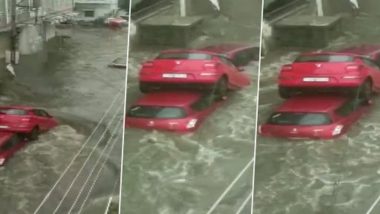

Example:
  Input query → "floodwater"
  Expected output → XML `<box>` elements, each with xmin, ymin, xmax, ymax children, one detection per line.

<box><xmin>122</xmin><ymin>13</ymin><xmax>260</xmax><ymax>214</ymax></box>
<box><xmin>0</xmin><ymin>27</ymin><xmax>126</xmax><ymax>214</ymax></box>
<box><xmin>254</xmin><ymin>14</ymin><xmax>380</xmax><ymax>214</ymax></box>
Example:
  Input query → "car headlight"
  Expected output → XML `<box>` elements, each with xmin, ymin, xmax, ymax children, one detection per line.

<box><xmin>186</xmin><ymin>119</ymin><xmax>198</xmax><ymax>129</ymax></box>
<box><xmin>332</xmin><ymin>125</ymin><xmax>344</xmax><ymax>136</ymax></box>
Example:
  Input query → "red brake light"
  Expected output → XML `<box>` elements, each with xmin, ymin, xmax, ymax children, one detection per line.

<box><xmin>281</xmin><ymin>64</ymin><xmax>293</xmax><ymax>71</ymax></box>
<box><xmin>204</xmin><ymin>63</ymin><xmax>217</xmax><ymax>68</ymax></box>
<box><xmin>346</xmin><ymin>64</ymin><xmax>361</xmax><ymax>71</ymax></box>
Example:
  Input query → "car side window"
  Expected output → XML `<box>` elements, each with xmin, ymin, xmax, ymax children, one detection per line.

<box><xmin>39</xmin><ymin>110</ymin><xmax>50</xmax><ymax>117</ymax></box>
<box><xmin>335</xmin><ymin>99</ymin><xmax>359</xmax><ymax>117</ymax></box>
<box><xmin>362</xmin><ymin>57</ymin><xmax>380</xmax><ymax>70</ymax></box>
<box><xmin>373</xmin><ymin>54</ymin><xmax>380</xmax><ymax>67</ymax></box>
<box><xmin>1</xmin><ymin>135</ymin><xmax>20</xmax><ymax>151</ymax></box>
<box><xmin>191</xmin><ymin>95</ymin><xmax>214</xmax><ymax>111</ymax></box>
<box><xmin>219</xmin><ymin>56</ymin><xmax>238</xmax><ymax>69</ymax></box>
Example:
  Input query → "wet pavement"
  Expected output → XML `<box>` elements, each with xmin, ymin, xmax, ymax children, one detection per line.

<box><xmin>254</xmin><ymin>14</ymin><xmax>380</xmax><ymax>214</ymax></box>
<box><xmin>122</xmin><ymin>12</ymin><xmax>260</xmax><ymax>214</ymax></box>
<box><xmin>0</xmin><ymin>27</ymin><xmax>126</xmax><ymax>214</ymax></box>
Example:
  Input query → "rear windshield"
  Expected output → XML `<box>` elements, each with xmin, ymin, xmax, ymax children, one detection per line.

<box><xmin>0</xmin><ymin>109</ymin><xmax>27</xmax><ymax>115</ymax></box>
<box><xmin>295</xmin><ymin>55</ymin><xmax>354</xmax><ymax>63</ymax></box>
<box><xmin>267</xmin><ymin>112</ymin><xmax>332</xmax><ymax>125</ymax></box>
<box><xmin>127</xmin><ymin>106</ymin><xmax>187</xmax><ymax>119</ymax></box>
<box><xmin>156</xmin><ymin>53</ymin><xmax>212</xmax><ymax>60</ymax></box>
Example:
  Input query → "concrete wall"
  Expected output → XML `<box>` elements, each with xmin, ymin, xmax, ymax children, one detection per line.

<box><xmin>187</xmin><ymin>0</ymin><xmax>262</xmax><ymax>27</ymax></box>
<box><xmin>75</xmin><ymin>3</ymin><xmax>118</xmax><ymax>20</ymax></box>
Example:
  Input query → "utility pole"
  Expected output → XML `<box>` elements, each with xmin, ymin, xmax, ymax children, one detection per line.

<box><xmin>6</xmin><ymin>0</ymin><xmax>18</xmax><ymax>76</ymax></box>
<box><xmin>180</xmin><ymin>0</ymin><xmax>186</xmax><ymax>17</ymax></box>
<box><xmin>316</xmin><ymin>0</ymin><xmax>324</xmax><ymax>16</ymax></box>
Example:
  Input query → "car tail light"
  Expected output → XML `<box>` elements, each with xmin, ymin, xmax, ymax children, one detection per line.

<box><xmin>186</xmin><ymin>119</ymin><xmax>198</xmax><ymax>129</ymax></box>
<box><xmin>332</xmin><ymin>125</ymin><xmax>344</xmax><ymax>136</ymax></box>
<box><xmin>204</xmin><ymin>63</ymin><xmax>217</xmax><ymax>69</ymax></box>
<box><xmin>281</xmin><ymin>64</ymin><xmax>293</xmax><ymax>71</ymax></box>
<box><xmin>258</xmin><ymin>125</ymin><xmax>262</xmax><ymax>134</ymax></box>
<box><xmin>0</xmin><ymin>158</ymin><xmax>5</xmax><ymax>165</ymax></box>
<box><xmin>345</xmin><ymin>64</ymin><xmax>362</xmax><ymax>71</ymax></box>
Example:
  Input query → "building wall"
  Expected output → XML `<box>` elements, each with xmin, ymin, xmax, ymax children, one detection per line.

<box><xmin>75</xmin><ymin>3</ymin><xmax>118</xmax><ymax>20</ymax></box>
<box><xmin>186</xmin><ymin>0</ymin><xmax>262</xmax><ymax>27</ymax></box>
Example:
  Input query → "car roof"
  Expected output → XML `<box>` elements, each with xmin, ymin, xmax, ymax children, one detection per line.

<box><xmin>198</xmin><ymin>43</ymin><xmax>254</xmax><ymax>55</ymax></box>
<box><xmin>276</xmin><ymin>95</ymin><xmax>348</xmax><ymax>113</ymax></box>
<box><xmin>0</xmin><ymin>105</ymin><xmax>34</xmax><ymax>110</ymax></box>
<box><xmin>0</xmin><ymin>132</ymin><xmax>15</xmax><ymax>146</ymax></box>
<box><xmin>135</xmin><ymin>91</ymin><xmax>203</xmax><ymax>107</ymax></box>
<box><xmin>159</xmin><ymin>49</ymin><xmax>216</xmax><ymax>56</ymax></box>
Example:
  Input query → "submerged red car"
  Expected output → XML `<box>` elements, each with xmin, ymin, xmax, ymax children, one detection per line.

<box><xmin>259</xmin><ymin>95</ymin><xmax>370</xmax><ymax>140</ymax></box>
<box><xmin>0</xmin><ymin>106</ymin><xmax>58</xmax><ymax>140</ymax></box>
<box><xmin>138</xmin><ymin>49</ymin><xmax>251</xmax><ymax>96</ymax></box>
<box><xmin>0</xmin><ymin>132</ymin><xmax>28</xmax><ymax>166</ymax></box>
<box><xmin>125</xmin><ymin>91</ymin><xmax>223</xmax><ymax>133</ymax></box>
<box><xmin>278</xmin><ymin>45</ymin><xmax>380</xmax><ymax>99</ymax></box>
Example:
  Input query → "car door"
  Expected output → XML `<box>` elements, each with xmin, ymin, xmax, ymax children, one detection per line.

<box><xmin>218</xmin><ymin>56</ymin><xmax>250</xmax><ymax>87</ymax></box>
<box><xmin>361</xmin><ymin>57</ymin><xmax>380</xmax><ymax>88</ymax></box>
<box><xmin>231</xmin><ymin>47</ymin><xmax>259</xmax><ymax>67</ymax></box>
<box><xmin>32</xmin><ymin>109</ymin><xmax>49</xmax><ymax>131</ymax></box>
<box><xmin>39</xmin><ymin>110</ymin><xmax>57</xmax><ymax>129</ymax></box>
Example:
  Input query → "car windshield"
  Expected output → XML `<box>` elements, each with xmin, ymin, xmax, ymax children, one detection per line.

<box><xmin>295</xmin><ymin>54</ymin><xmax>354</xmax><ymax>63</ymax></box>
<box><xmin>127</xmin><ymin>106</ymin><xmax>187</xmax><ymax>119</ymax></box>
<box><xmin>0</xmin><ymin>109</ymin><xmax>27</xmax><ymax>115</ymax></box>
<box><xmin>267</xmin><ymin>112</ymin><xmax>332</xmax><ymax>125</ymax></box>
<box><xmin>156</xmin><ymin>52</ymin><xmax>212</xmax><ymax>60</ymax></box>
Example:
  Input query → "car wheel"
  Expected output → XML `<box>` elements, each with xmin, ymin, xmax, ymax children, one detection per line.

<box><xmin>215</xmin><ymin>77</ymin><xmax>228</xmax><ymax>99</ymax></box>
<box><xmin>28</xmin><ymin>127</ymin><xmax>40</xmax><ymax>141</ymax></box>
<box><xmin>279</xmin><ymin>86</ymin><xmax>292</xmax><ymax>99</ymax></box>
<box><xmin>359</xmin><ymin>80</ymin><xmax>372</xmax><ymax>101</ymax></box>
<box><xmin>139</xmin><ymin>83</ymin><xmax>152</xmax><ymax>93</ymax></box>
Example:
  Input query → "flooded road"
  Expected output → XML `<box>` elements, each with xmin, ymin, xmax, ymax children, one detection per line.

<box><xmin>122</xmin><ymin>15</ymin><xmax>260</xmax><ymax>213</ymax></box>
<box><xmin>0</xmin><ymin>27</ymin><xmax>126</xmax><ymax>214</ymax></box>
<box><xmin>254</xmin><ymin>14</ymin><xmax>380</xmax><ymax>214</ymax></box>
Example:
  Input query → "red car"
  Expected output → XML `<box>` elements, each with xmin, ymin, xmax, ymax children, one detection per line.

<box><xmin>125</xmin><ymin>91</ymin><xmax>223</xmax><ymax>133</ymax></box>
<box><xmin>0</xmin><ymin>132</ymin><xmax>28</xmax><ymax>166</ymax></box>
<box><xmin>138</xmin><ymin>49</ymin><xmax>251</xmax><ymax>96</ymax></box>
<box><xmin>278</xmin><ymin>45</ymin><xmax>380</xmax><ymax>99</ymax></box>
<box><xmin>0</xmin><ymin>106</ymin><xmax>58</xmax><ymax>140</ymax></box>
<box><xmin>259</xmin><ymin>95</ymin><xmax>370</xmax><ymax>140</ymax></box>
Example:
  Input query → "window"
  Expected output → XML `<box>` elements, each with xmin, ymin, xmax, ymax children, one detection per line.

<box><xmin>294</xmin><ymin>55</ymin><xmax>354</xmax><ymax>63</ymax></box>
<box><xmin>127</xmin><ymin>106</ymin><xmax>187</xmax><ymax>119</ymax></box>
<box><xmin>373</xmin><ymin>54</ymin><xmax>380</xmax><ymax>67</ymax></box>
<box><xmin>267</xmin><ymin>112</ymin><xmax>332</xmax><ymax>125</ymax></box>
<box><xmin>219</xmin><ymin>56</ymin><xmax>237</xmax><ymax>68</ymax></box>
<box><xmin>156</xmin><ymin>53</ymin><xmax>212</xmax><ymax>60</ymax></box>
<box><xmin>191</xmin><ymin>95</ymin><xmax>214</xmax><ymax>111</ymax></box>
<box><xmin>84</xmin><ymin>10</ymin><xmax>95</xmax><ymax>18</ymax></box>
<box><xmin>361</xmin><ymin>57</ymin><xmax>380</xmax><ymax>70</ymax></box>
<box><xmin>335</xmin><ymin>99</ymin><xmax>362</xmax><ymax>117</ymax></box>
<box><xmin>0</xmin><ymin>135</ymin><xmax>20</xmax><ymax>152</ymax></box>
<box><xmin>0</xmin><ymin>108</ymin><xmax>27</xmax><ymax>115</ymax></box>
<box><xmin>233</xmin><ymin>48</ymin><xmax>257</xmax><ymax>66</ymax></box>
